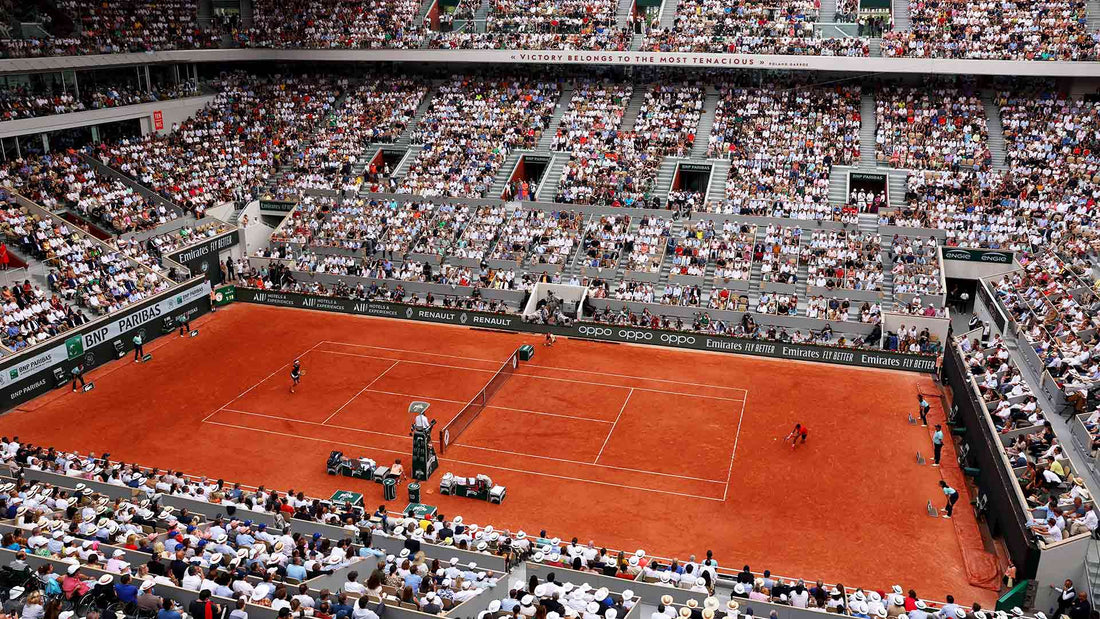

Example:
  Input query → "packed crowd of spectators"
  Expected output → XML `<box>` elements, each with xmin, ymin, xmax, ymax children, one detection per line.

<box><xmin>994</xmin><ymin>253</ymin><xmax>1100</xmax><ymax>389</ymax></box>
<box><xmin>0</xmin><ymin>204</ymin><xmax>168</xmax><ymax>327</ymax></box>
<box><xmin>881</xmin><ymin>0</ymin><xmax>1100</xmax><ymax>61</ymax></box>
<box><xmin>278</xmin><ymin>77</ymin><xmax>429</xmax><ymax>196</ymax></box>
<box><xmin>400</xmin><ymin>77</ymin><xmax>559</xmax><ymax>198</ymax></box>
<box><xmin>0</xmin><ymin>445</ymin><xmax>512</xmax><ymax>618</ymax></box>
<box><xmin>586</xmin><ymin>305</ymin><xmax>873</xmax><ymax>349</ymax></box>
<box><xmin>488</xmin><ymin>209</ymin><xmax>582</xmax><ymax>265</ymax></box>
<box><xmin>453</xmin><ymin>205</ymin><xmax>512</xmax><ymax>261</ymax></box>
<box><xmin>875</xmin><ymin>86</ymin><xmax>991</xmax><ymax>171</ymax></box>
<box><xmin>578</xmin><ymin>214</ymin><xmax>631</xmax><ymax>272</ymax></box>
<box><xmin>556</xmin><ymin>82</ymin><xmax>703</xmax><ymax>207</ymax></box>
<box><xmin>98</xmin><ymin>72</ymin><xmax>342</xmax><ymax>216</ymax></box>
<box><xmin>804</xmin><ymin>229</ymin><xmax>883</xmax><ymax>291</ymax></box>
<box><xmin>427</xmin><ymin>0</ymin><xmax>631</xmax><ymax>50</ymax></box>
<box><xmin>957</xmin><ymin>334</ymin><xmax>1098</xmax><ymax>542</ymax></box>
<box><xmin>889</xmin><ymin>235</ymin><xmax>942</xmax><ymax>296</ymax></box>
<box><xmin>668</xmin><ymin>221</ymin><xmax>716</xmax><ymax>278</ymax></box>
<box><xmin>755</xmin><ymin>225</ymin><xmax>805</xmax><ymax>284</ymax></box>
<box><xmin>0</xmin><ymin>277</ymin><xmax>88</xmax><ymax>351</ymax></box>
<box><xmin>622</xmin><ymin>215</ymin><xmax>671</xmax><ymax>274</ymax></box>
<box><xmin>878</xmin><ymin>87</ymin><xmax>1099</xmax><ymax>253</ymax></box>
<box><xmin>275</xmin><ymin>196</ymin><xmax>437</xmax><ymax>255</ymax></box>
<box><xmin>0</xmin><ymin>151</ymin><xmax>177</xmax><ymax>233</ymax></box>
<box><xmin>711</xmin><ymin>222</ymin><xmax>756</xmax><ymax>285</ymax></box>
<box><xmin>240</xmin><ymin>0</ymin><xmax>424</xmax><ymax>49</ymax></box>
<box><xmin>994</xmin><ymin>88</ymin><xmax>1100</xmax><ymax>256</ymax></box>
<box><xmin>0</xmin><ymin>79</ymin><xmax>198</xmax><ymax>121</ymax></box>
<box><xmin>885</xmin><ymin>169</ymin><xmax>1057</xmax><ymax>251</ymax></box>
<box><xmin>7</xmin><ymin>0</ymin><xmax>1100</xmax><ymax>59</ymax></box>
<box><xmin>704</xmin><ymin>83</ymin><xmax>860</xmax><ymax>221</ymax></box>
<box><xmin>641</xmin><ymin>0</ymin><xmax>871</xmax><ymax>56</ymax></box>
<box><xmin>0</xmin><ymin>0</ymin><xmax>218</xmax><ymax>57</ymax></box>
<box><xmin>244</xmin><ymin>257</ymin><xmax>522</xmax><ymax>311</ymax></box>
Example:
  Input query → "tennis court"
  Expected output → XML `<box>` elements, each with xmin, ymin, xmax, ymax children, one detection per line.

<box><xmin>0</xmin><ymin>303</ymin><xmax>998</xmax><ymax>605</ymax></box>
<box><xmin>203</xmin><ymin>339</ymin><xmax>748</xmax><ymax>501</ymax></box>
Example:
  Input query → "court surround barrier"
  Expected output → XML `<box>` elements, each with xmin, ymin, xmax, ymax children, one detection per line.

<box><xmin>234</xmin><ymin>287</ymin><xmax>938</xmax><ymax>373</ymax></box>
<box><xmin>943</xmin><ymin>342</ymin><xmax>1041</xmax><ymax>578</ymax></box>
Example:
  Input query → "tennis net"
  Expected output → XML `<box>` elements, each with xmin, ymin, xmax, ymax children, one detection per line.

<box><xmin>438</xmin><ymin>348</ymin><xmax>521</xmax><ymax>453</ymax></box>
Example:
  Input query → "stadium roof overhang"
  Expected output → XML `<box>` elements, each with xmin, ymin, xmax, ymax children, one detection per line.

<box><xmin>0</xmin><ymin>48</ymin><xmax>1098</xmax><ymax>76</ymax></box>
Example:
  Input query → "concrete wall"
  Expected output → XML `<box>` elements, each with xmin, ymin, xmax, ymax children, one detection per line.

<box><xmin>0</xmin><ymin>94</ymin><xmax>215</xmax><ymax>139</ymax></box>
<box><xmin>942</xmin><ymin>257</ymin><xmax>1022</xmax><ymax>281</ymax></box>
<box><xmin>1</xmin><ymin>48</ymin><xmax>1099</xmax><ymax>77</ymax></box>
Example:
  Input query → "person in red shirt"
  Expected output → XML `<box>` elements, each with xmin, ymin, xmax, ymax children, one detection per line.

<box><xmin>786</xmin><ymin>424</ymin><xmax>809</xmax><ymax>449</ymax></box>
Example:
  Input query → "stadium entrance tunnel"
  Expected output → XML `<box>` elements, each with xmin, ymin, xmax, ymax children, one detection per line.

<box><xmin>500</xmin><ymin>155</ymin><xmax>550</xmax><ymax>201</ymax></box>
<box><xmin>673</xmin><ymin>162</ymin><xmax>711</xmax><ymax>194</ymax></box>
<box><xmin>849</xmin><ymin>171</ymin><xmax>888</xmax><ymax>212</ymax></box>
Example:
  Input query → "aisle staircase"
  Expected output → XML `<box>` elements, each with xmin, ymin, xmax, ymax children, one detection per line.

<box><xmin>658</xmin><ymin>0</ymin><xmax>679</xmax><ymax>27</ymax></box>
<box><xmin>706</xmin><ymin>160</ymin><xmax>730</xmax><ymax>204</ymax></box>
<box><xmin>488</xmin><ymin>153</ymin><xmax>523</xmax><ymax>199</ymax></box>
<box><xmin>620</xmin><ymin>87</ymin><xmax>650</xmax><ymax>132</ymax></box>
<box><xmin>240</xmin><ymin>0</ymin><xmax>254</xmax><ymax>27</ymax></box>
<box><xmin>828</xmin><ymin>167</ymin><xmax>849</xmax><ymax>206</ymax></box>
<box><xmin>892</xmin><ymin>0</ymin><xmax>910</xmax><ymax>30</ymax></box>
<box><xmin>391</xmin><ymin>146</ymin><xmax>424</xmax><ymax>184</ymax></box>
<box><xmin>653</xmin><ymin>159</ymin><xmax>680</xmax><ymax>206</ymax></box>
<box><xmin>691</xmin><ymin>89</ymin><xmax>720</xmax><ymax>158</ymax></box>
<box><xmin>981</xmin><ymin>91</ymin><xmax>1007</xmax><ymax>170</ymax></box>
<box><xmin>535</xmin><ymin>154</ymin><xmax>568</xmax><ymax>202</ymax></box>
<box><xmin>537</xmin><ymin>87</ymin><xmax>575</xmax><ymax>151</ymax></box>
<box><xmin>398</xmin><ymin>84</ymin><xmax>441</xmax><ymax>147</ymax></box>
<box><xmin>473</xmin><ymin>0</ymin><xmax>491</xmax><ymax>31</ymax></box>
<box><xmin>859</xmin><ymin>93</ymin><xmax>877</xmax><ymax>166</ymax></box>
<box><xmin>887</xmin><ymin>170</ymin><xmax>908</xmax><ymax>207</ymax></box>
<box><xmin>616</xmin><ymin>0</ymin><xmax>636</xmax><ymax>29</ymax></box>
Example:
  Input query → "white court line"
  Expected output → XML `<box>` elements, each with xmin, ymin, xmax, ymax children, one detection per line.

<box><xmin>200</xmin><ymin>341</ymin><xmax>323</xmax><ymax>423</ymax></box>
<box><xmin>723</xmin><ymin>393</ymin><xmax>749</xmax><ymax>502</ymax></box>
<box><xmin>359</xmin><ymin>389</ymin><xmax>615</xmax><ymax>424</ymax></box>
<box><xmin>321</xmin><ymin>360</ymin><xmax>400</xmax><ymax>424</ymax></box>
<box><xmin>220</xmin><ymin>407</ymin><xmax>408</xmax><ymax>441</ymax></box>
<box><xmin>526</xmin><ymin>363</ymin><xmax>748</xmax><ymax>395</ymax></box>
<box><xmin>323</xmin><ymin>340</ymin><xmax>748</xmax><ymax>395</ymax></box>
<box><xmin>320</xmin><ymin>341</ymin><xmax>500</xmax><ymax>364</ymax></box>
<box><xmin>449</xmin><ymin>441</ymin><xmax>726</xmax><ymax>484</ymax></box>
<box><xmin>315</xmin><ymin>348</ymin><xmax>746</xmax><ymax>403</ymax></box>
<box><xmin>212</xmin><ymin>406</ymin><xmax>724</xmax><ymax>484</ymax></box>
<box><xmin>202</xmin><ymin>419</ymin><xmax>725</xmax><ymax>502</ymax></box>
<box><xmin>595</xmin><ymin>388</ymin><xmax>633</xmax><ymax>464</ymax></box>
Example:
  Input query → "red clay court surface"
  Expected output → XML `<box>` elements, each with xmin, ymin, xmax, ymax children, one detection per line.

<box><xmin>0</xmin><ymin>303</ymin><xmax>999</xmax><ymax>604</ymax></box>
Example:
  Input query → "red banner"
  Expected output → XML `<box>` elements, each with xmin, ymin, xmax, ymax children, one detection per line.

<box><xmin>153</xmin><ymin>110</ymin><xmax>164</xmax><ymax>130</ymax></box>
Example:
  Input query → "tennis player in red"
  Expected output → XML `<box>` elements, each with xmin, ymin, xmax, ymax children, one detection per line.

<box><xmin>786</xmin><ymin>423</ymin><xmax>808</xmax><ymax>449</ymax></box>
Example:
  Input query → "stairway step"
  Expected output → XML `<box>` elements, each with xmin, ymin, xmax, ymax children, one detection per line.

<box><xmin>620</xmin><ymin>85</ymin><xmax>651</xmax><ymax>133</ymax></box>
<box><xmin>537</xmin><ymin>87</ymin><xmax>575</xmax><ymax>151</ymax></box>
<box><xmin>691</xmin><ymin>91</ymin><xmax>720</xmax><ymax>158</ymax></box>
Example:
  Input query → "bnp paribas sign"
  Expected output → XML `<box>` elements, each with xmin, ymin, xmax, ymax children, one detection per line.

<box><xmin>942</xmin><ymin>248</ymin><xmax>1013</xmax><ymax>264</ymax></box>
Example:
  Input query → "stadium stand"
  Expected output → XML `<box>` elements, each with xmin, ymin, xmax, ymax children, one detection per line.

<box><xmin>6</xmin><ymin>42</ymin><xmax>1100</xmax><ymax>612</ymax></box>
<box><xmin>0</xmin><ymin>79</ymin><xmax>198</xmax><ymax>121</ymax></box>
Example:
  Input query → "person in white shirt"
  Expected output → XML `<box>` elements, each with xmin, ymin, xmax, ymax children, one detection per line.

<box><xmin>343</xmin><ymin>572</ymin><xmax>367</xmax><ymax>595</ymax></box>
<box><xmin>180</xmin><ymin>566</ymin><xmax>203</xmax><ymax>591</ymax></box>
<box><xmin>1069</xmin><ymin>510</ymin><xmax>1099</xmax><ymax>536</ymax></box>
